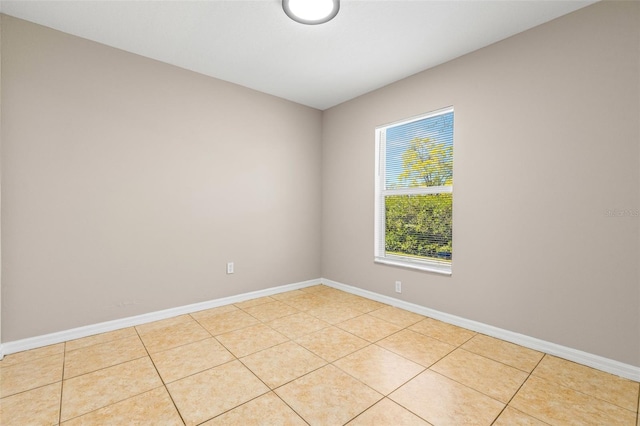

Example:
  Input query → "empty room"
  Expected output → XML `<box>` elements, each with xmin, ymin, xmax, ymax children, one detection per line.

<box><xmin>0</xmin><ymin>0</ymin><xmax>639</xmax><ymax>425</ymax></box>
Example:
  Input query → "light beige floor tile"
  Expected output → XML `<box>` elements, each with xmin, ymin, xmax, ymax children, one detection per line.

<box><xmin>0</xmin><ymin>353</ymin><xmax>64</xmax><ymax>398</ymax></box>
<box><xmin>431</xmin><ymin>348</ymin><xmax>529</xmax><ymax>403</ymax></box>
<box><xmin>196</xmin><ymin>309</ymin><xmax>260</xmax><ymax>336</ymax></box>
<box><xmin>0</xmin><ymin>343</ymin><xmax>64</xmax><ymax>368</ymax></box>
<box><xmin>325</xmin><ymin>291</ymin><xmax>364</xmax><ymax>300</ymax></box>
<box><xmin>201</xmin><ymin>392</ymin><xmax>307</xmax><ymax>426</ymax></box>
<box><xmin>135</xmin><ymin>314</ymin><xmax>193</xmax><ymax>334</ymax></box>
<box><xmin>462</xmin><ymin>334</ymin><xmax>544</xmax><ymax>372</ymax></box>
<box><xmin>60</xmin><ymin>357</ymin><xmax>162</xmax><ymax>421</ymax></box>
<box><xmin>344</xmin><ymin>296</ymin><xmax>388</xmax><ymax>313</ymax></box>
<box><xmin>61</xmin><ymin>386</ymin><xmax>182</xmax><ymax>425</ymax></box>
<box><xmin>409</xmin><ymin>318</ymin><xmax>476</xmax><ymax>346</ymax></box>
<box><xmin>337</xmin><ymin>314</ymin><xmax>402</xmax><ymax>342</ymax></box>
<box><xmin>234</xmin><ymin>296</ymin><xmax>276</xmax><ymax>309</ymax></box>
<box><xmin>9</xmin><ymin>290</ymin><xmax>637</xmax><ymax>426</ymax></box>
<box><xmin>390</xmin><ymin>370</ymin><xmax>504</xmax><ymax>426</ymax></box>
<box><xmin>493</xmin><ymin>406</ymin><xmax>549</xmax><ymax>425</ymax></box>
<box><xmin>335</xmin><ymin>345</ymin><xmax>424</xmax><ymax>395</ymax></box>
<box><xmin>281</xmin><ymin>293</ymin><xmax>332</xmax><ymax>311</ymax></box>
<box><xmin>267</xmin><ymin>312</ymin><xmax>330</xmax><ymax>339</ymax></box>
<box><xmin>321</xmin><ymin>291</ymin><xmax>362</xmax><ymax>302</ymax></box>
<box><xmin>368</xmin><ymin>306</ymin><xmax>424</xmax><ymax>328</ymax></box>
<box><xmin>242</xmin><ymin>300</ymin><xmax>300</xmax><ymax>322</ymax></box>
<box><xmin>315</xmin><ymin>290</ymin><xmax>356</xmax><ymax>304</ymax></box>
<box><xmin>190</xmin><ymin>304</ymin><xmax>239</xmax><ymax>322</ymax></box>
<box><xmin>270</xmin><ymin>289</ymin><xmax>308</xmax><ymax>301</ymax></box>
<box><xmin>318</xmin><ymin>285</ymin><xmax>349</xmax><ymax>300</ymax></box>
<box><xmin>216</xmin><ymin>323</ymin><xmax>288</xmax><ymax>358</ymax></box>
<box><xmin>64</xmin><ymin>335</ymin><xmax>147</xmax><ymax>379</ymax></box>
<box><xmin>0</xmin><ymin>381</ymin><xmax>61</xmax><ymax>426</ymax></box>
<box><xmin>511</xmin><ymin>376</ymin><xmax>636</xmax><ymax>426</ymax></box>
<box><xmin>65</xmin><ymin>328</ymin><xmax>137</xmax><ymax>352</ymax></box>
<box><xmin>307</xmin><ymin>302</ymin><xmax>363</xmax><ymax>325</ymax></box>
<box><xmin>532</xmin><ymin>355</ymin><xmax>639</xmax><ymax>411</ymax></box>
<box><xmin>137</xmin><ymin>318</ymin><xmax>211</xmax><ymax>353</ymax></box>
<box><xmin>377</xmin><ymin>329</ymin><xmax>455</xmax><ymax>367</ymax></box>
<box><xmin>347</xmin><ymin>398</ymin><xmax>431</xmax><ymax>425</ymax></box>
<box><xmin>241</xmin><ymin>341</ymin><xmax>326</xmax><ymax>388</ymax></box>
<box><xmin>275</xmin><ymin>364</ymin><xmax>382</xmax><ymax>425</ymax></box>
<box><xmin>296</xmin><ymin>326</ymin><xmax>369</xmax><ymax>362</ymax></box>
<box><xmin>150</xmin><ymin>337</ymin><xmax>235</xmax><ymax>383</ymax></box>
<box><xmin>167</xmin><ymin>360</ymin><xmax>269</xmax><ymax>426</ymax></box>
<box><xmin>299</xmin><ymin>284</ymin><xmax>327</xmax><ymax>293</ymax></box>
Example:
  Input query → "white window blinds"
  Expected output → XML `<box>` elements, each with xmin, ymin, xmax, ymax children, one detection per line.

<box><xmin>375</xmin><ymin>107</ymin><xmax>454</xmax><ymax>274</ymax></box>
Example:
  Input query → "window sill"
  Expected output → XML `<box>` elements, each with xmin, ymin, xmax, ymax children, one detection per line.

<box><xmin>374</xmin><ymin>256</ymin><xmax>452</xmax><ymax>276</ymax></box>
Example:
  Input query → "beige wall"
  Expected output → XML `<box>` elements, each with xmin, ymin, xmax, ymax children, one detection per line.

<box><xmin>0</xmin><ymin>14</ymin><xmax>3</xmax><ymax>351</ymax></box>
<box><xmin>322</xmin><ymin>1</ymin><xmax>639</xmax><ymax>366</ymax></box>
<box><xmin>1</xmin><ymin>2</ymin><xmax>639</xmax><ymax>368</ymax></box>
<box><xmin>1</xmin><ymin>15</ymin><xmax>322</xmax><ymax>341</ymax></box>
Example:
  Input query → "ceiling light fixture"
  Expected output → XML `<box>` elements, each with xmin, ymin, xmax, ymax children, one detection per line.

<box><xmin>283</xmin><ymin>0</ymin><xmax>340</xmax><ymax>25</ymax></box>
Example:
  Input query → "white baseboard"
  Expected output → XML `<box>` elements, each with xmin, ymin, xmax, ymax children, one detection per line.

<box><xmin>0</xmin><ymin>278</ymin><xmax>321</xmax><ymax>358</ymax></box>
<box><xmin>321</xmin><ymin>278</ymin><xmax>640</xmax><ymax>382</ymax></box>
<box><xmin>1</xmin><ymin>276</ymin><xmax>638</xmax><ymax>382</ymax></box>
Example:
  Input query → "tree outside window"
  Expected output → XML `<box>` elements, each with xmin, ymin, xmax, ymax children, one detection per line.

<box><xmin>375</xmin><ymin>108</ymin><xmax>453</xmax><ymax>274</ymax></box>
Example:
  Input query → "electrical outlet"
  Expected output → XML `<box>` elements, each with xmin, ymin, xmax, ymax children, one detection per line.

<box><xmin>227</xmin><ymin>262</ymin><xmax>234</xmax><ymax>274</ymax></box>
<box><xmin>395</xmin><ymin>281</ymin><xmax>402</xmax><ymax>293</ymax></box>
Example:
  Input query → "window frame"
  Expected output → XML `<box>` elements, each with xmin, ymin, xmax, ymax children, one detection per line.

<box><xmin>374</xmin><ymin>106</ymin><xmax>454</xmax><ymax>275</ymax></box>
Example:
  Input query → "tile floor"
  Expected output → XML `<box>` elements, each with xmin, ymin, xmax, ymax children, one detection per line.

<box><xmin>1</xmin><ymin>284</ymin><xmax>639</xmax><ymax>425</ymax></box>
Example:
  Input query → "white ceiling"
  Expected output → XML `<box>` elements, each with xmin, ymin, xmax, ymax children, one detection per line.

<box><xmin>1</xmin><ymin>0</ymin><xmax>596</xmax><ymax>110</ymax></box>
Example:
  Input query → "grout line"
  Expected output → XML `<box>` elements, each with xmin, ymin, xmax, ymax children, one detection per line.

<box><xmin>525</xmin><ymin>372</ymin><xmax>640</xmax><ymax>414</ymax></box>
<box><xmin>380</xmin><ymin>396</ymin><xmax>433</xmax><ymax>425</ymax></box>
<box><xmin>58</xmin><ymin>342</ymin><xmax>66</xmax><ymax>425</ymax></box>
<box><xmin>636</xmin><ymin>386</ymin><xmax>640</xmax><ymax>426</ymax></box>
<box><xmin>64</xmin><ymin>330</ymin><xmax>137</xmax><ymax>354</ymax></box>
<box><xmin>58</xmin><ymin>385</ymin><xmax>168</xmax><ymax>425</ymax></box>
<box><xmin>454</xmin><ymin>345</ymin><xmax>541</xmax><ymax>375</ymax></box>
<box><xmin>59</xmin><ymin>354</ymin><xmax>150</xmax><ymax>381</ymax></box>
<box><xmin>343</xmin><ymin>397</ymin><xmax>384</xmax><ymax>425</ymax></box>
<box><xmin>175</xmin><ymin>306</ymin><xmax>317</xmax><ymax>425</ymax></box>
<box><xmin>193</xmin><ymin>359</ymin><xmax>272</xmax><ymax>424</ymax></box>
<box><xmin>0</xmin><ymin>380</ymin><xmax>62</xmax><ymax>401</ymax></box>
<box><xmin>0</xmin><ymin>347</ymin><xmax>65</xmax><ymax>370</ymax></box>
<box><xmin>488</xmin><ymin>354</ymin><xmax>548</xmax><ymax>425</ymax></box>
<box><xmin>270</xmin><ymin>388</ymin><xmax>312</xmax><ymax>426</ymax></box>
<box><xmin>325</xmin><ymin>318</ymin><xmax>432</xmax><ymax>424</ymax></box>
<box><xmin>222</xmin><ymin>296</ymin><xmax>384</xmax><ymax>425</ymax></box>
<box><xmin>133</xmin><ymin>326</ymin><xmax>188</xmax><ymax>426</ymax></box>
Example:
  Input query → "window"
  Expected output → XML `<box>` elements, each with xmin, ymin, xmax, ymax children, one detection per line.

<box><xmin>375</xmin><ymin>107</ymin><xmax>454</xmax><ymax>275</ymax></box>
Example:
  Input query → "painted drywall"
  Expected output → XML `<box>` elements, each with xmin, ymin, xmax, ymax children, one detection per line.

<box><xmin>0</xmin><ymin>15</ymin><xmax>3</xmax><ymax>352</ymax></box>
<box><xmin>1</xmin><ymin>15</ymin><xmax>322</xmax><ymax>341</ymax></box>
<box><xmin>1</xmin><ymin>2</ymin><xmax>639</xmax><ymax>370</ymax></box>
<box><xmin>322</xmin><ymin>1</ymin><xmax>639</xmax><ymax>366</ymax></box>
